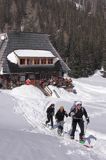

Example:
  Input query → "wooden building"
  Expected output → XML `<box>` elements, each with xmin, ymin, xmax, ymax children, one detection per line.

<box><xmin>0</xmin><ymin>32</ymin><xmax>70</xmax><ymax>88</ymax></box>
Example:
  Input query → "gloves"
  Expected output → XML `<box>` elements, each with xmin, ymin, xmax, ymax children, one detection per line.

<box><xmin>69</xmin><ymin>112</ymin><xmax>75</xmax><ymax>117</ymax></box>
<box><xmin>65</xmin><ymin>112</ymin><xmax>68</xmax><ymax>117</ymax></box>
<box><xmin>86</xmin><ymin>117</ymin><xmax>90</xmax><ymax>124</ymax></box>
<box><xmin>71</xmin><ymin>112</ymin><xmax>75</xmax><ymax>116</ymax></box>
<box><xmin>66</xmin><ymin>113</ymin><xmax>68</xmax><ymax>117</ymax></box>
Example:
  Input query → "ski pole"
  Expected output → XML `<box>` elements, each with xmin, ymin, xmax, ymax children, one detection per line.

<box><xmin>84</xmin><ymin>121</ymin><xmax>88</xmax><ymax>136</ymax></box>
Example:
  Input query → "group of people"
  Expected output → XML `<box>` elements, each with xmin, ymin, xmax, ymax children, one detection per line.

<box><xmin>45</xmin><ymin>101</ymin><xmax>90</xmax><ymax>141</ymax></box>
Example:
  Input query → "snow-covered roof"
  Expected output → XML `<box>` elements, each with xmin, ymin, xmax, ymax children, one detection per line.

<box><xmin>7</xmin><ymin>52</ymin><xmax>18</xmax><ymax>64</ymax></box>
<box><xmin>14</xmin><ymin>50</ymin><xmax>55</xmax><ymax>58</ymax></box>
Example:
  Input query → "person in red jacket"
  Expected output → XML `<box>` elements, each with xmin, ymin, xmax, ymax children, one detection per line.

<box><xmin>25</xmin><ymin>79</ymin><xmax>31</xmax><ymax>85</ymax></box>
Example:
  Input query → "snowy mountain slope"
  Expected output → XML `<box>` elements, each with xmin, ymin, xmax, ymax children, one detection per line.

<box><xmin>0</xmin><ymin>70</ymin><xmax>106</xmax><ymax>160</ymax></box>
<box><xmin>0</xmin><ymin>92</ymin><xmax>31</xmax><ymax>131</ymax></box>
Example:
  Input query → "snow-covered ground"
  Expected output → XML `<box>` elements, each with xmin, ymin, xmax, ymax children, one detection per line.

<box><xmin>0</xmin><ymin>71</ymin><xmax>106</xmax><ymax>160</ymax></box>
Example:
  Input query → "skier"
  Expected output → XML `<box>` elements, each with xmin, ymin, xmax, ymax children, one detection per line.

<box><xmin>69</xmin><ymin>101</ymin><xmax>89</xmax><ymax>141</ymax></box>
<box><xmin>55</xmin><ymin>106</ymin><xmax>68</xmax><ymax>135</ymax></box>
<box><xmin>45</xmin><ymin>104</ymin><xmax>55</xmax><ymax>128</ymax></box>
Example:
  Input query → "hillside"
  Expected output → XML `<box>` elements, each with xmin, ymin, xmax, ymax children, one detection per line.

<box><xmin>0</xmin><ymin>0</ymin><xmax>106</xmax><ymax>77</ymax></box>
<box><xmin>0</xmin><ymin>70</ymin><xmax>106</xmax><ymax>159</ymax></box>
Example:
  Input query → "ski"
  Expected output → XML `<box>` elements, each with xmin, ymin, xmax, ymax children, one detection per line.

<box><xmin>83</xmin><ymin>144</ymin><xmax>93</xmax><ymax>148</ymax></box>
<box><xmin>75</xmin><ymin>139</ymin><xmax>93</xmax><ymax>148</ymax></box>
<box><xmin>42</xmin><ymin>123</ymin><xmax>47</xmax><ymax>127</ymax></box>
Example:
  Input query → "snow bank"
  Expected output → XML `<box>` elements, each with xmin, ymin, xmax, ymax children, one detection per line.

<box><xmin>11</xmin><ymin>84</ymin><xmax>45</xmax><ymax>99</ymax></box>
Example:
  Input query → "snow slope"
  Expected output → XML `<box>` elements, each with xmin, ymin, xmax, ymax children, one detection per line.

<box><xmin>0</xmin><ymin>71</ymin><xmax>106</xmax><ymax>160</ymax></box>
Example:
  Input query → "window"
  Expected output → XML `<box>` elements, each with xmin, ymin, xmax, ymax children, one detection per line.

<box><xmin>27</xmin><ymin>59</ymin><xmax>33</xmax><ymax>65</ymax></box>
<box><xmin>48</xmin><ymin>58</ymin><xmax>53</xmax><ymax>64</ymax></box>
<box><xmin>41</xmin><ymin>58</ymin><xmax>46</xmax><ymax>64</ymax></box>
<box><xmin>20</xmin><ymin>59</ymin><xmax>25</xmax><ymax>65</ymax></box>
<box><xmin>34</xmin><ymin>59</ymin><xmax>40</xmax><ymax>64</ymax></box>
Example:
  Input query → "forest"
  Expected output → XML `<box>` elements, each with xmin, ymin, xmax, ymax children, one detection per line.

<box><xmin>0</xmin><ymin>0</ymin><xmax>106</xmax><ymax>77</ymax></box>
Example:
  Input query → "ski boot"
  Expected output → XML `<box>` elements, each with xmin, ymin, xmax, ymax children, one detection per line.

<box><xmin>79</xmin><ymin>136</ymin><xmax>85</xmax><ymax>144</ymax></box>
<box><xmin>70</xmin><ymin>136</ymin><xmax>74</xmax><ymax>140</ymax></box>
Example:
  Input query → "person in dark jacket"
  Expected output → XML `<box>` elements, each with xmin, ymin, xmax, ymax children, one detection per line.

<box><xmin>55</xmin><ymin>106</ymin><xmax>68</xmax><ymax>135</ymax></box>
<box><xmin>69</xmin><ymin>101</ymin><xmax>89</xmax><ymax>141</ymax></box>
<box><xmin>46</xmin><ymin>104</ymin><xmax>55</xmax><ymax>128</ymax></box>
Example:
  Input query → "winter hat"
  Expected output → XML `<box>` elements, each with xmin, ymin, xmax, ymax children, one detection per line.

<box><xmin>75</xmin><ymin>101</ymin><xmax>82</xmax><ymax>106</ymax></box>
<box><xmin>50</xmin><ymin>104</ymin><xmax>55</xmax><ymax>107</ymax></box>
